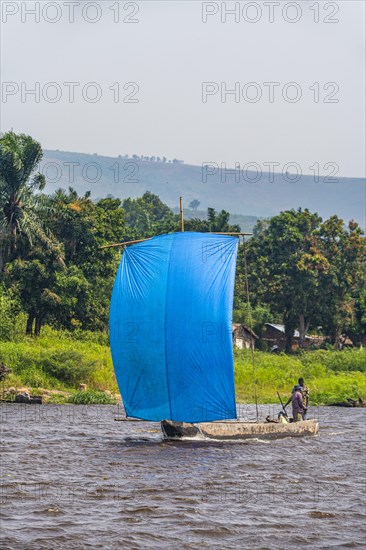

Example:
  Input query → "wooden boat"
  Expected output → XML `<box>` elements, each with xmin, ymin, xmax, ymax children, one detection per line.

<box><xmin>15</xmin><ymin>394</ymin><xmax>42</xmax><ymax>404</ymax></box>
<box><xmin>327</xmin><ymin>398</ymin><xmax>365</xmax><ymax>408</ymax></box>
<box><xmin>0</xmin><ymin>393</ymin><xmax>43</xmax><ymax>404</ymax></box>
<box><xmin>109</xmin><ymin>229</ymin><xmax>319</xmax><ymax>441</ymax></box>
<box><xmin>161</xmin><ymin>419</ymin><xmax>319</xmax><ymax>441</ymax></box>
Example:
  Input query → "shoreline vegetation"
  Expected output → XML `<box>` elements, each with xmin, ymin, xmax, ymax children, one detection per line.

<box><xmin>1</xmin><ymin>327</ymin><xmax>365</xmax><ymax>406</ymax></box>
<box><xmin>0</xmin><ymin>132</ymin><xmax>365</xmax><ymax>408</ymax></box>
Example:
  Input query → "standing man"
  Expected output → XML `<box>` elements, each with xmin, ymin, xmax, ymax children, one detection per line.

<box><xmin>298</xmin><ymin>377</ymin><xmax>309</xmax><ymax>419</ymax></box>
<box><xmin>285</xmin><ymin>384</ymin><xmax>308</xmax><ymax>422</ymax></box>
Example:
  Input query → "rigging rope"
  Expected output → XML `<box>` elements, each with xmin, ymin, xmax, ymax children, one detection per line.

<box><xmin>242</xmin><ymin>236</ymin><xmax>259</xmax><ymax>422</ymax></box>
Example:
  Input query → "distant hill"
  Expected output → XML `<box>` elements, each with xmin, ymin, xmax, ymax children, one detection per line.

<box><xmin>42</xmin><ymin>150</ymin><xmax>366</xmax><ymax>230</ymax></box>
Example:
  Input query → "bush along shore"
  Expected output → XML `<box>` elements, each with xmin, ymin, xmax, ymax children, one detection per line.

<box><xmin>0</xmin><ymin>327</ymin><xmax>365</xmax><ymax>405</ymax></box>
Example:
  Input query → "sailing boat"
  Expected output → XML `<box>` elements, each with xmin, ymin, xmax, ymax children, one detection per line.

<box><xmin>109</xmin><ymin>231</ymin><xmax>319</xmax><ymax>441</ymax></box>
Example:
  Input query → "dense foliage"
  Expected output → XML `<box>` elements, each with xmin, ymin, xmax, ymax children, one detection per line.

<box><xmin>236</xmin><ymin>209</ymin><xmax>366</xmax><ymax>349</ymax></box>
<box><xmin>1</xmin><ymin>328</ymin><xmax>364</xmax><ymax>404</ymax></box>
<box><xmin>234</xmin><ymin>348</ymin><xmax>366</xmax><ymax>405</ymax></box>
<box><xmin>1</xmin><ymin>132</ymin><xmax>365</xmax><ymax>349</ymax></box>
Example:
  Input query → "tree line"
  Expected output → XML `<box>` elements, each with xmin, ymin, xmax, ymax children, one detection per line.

<box><xmin>1</xmin><ymin>132</ymin><xmax>365</xmax><ymax>349</ymax></box>
<box><xmin>119</xmin><ymin>154</ymin><xmax>184</xmax><ymax>164</ymax></box>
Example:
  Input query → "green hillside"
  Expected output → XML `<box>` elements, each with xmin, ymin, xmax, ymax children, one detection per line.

<box><xmin>42</xmin><ymin>150</ymin><xmax>366</xmax><ymax>229</ymax></box>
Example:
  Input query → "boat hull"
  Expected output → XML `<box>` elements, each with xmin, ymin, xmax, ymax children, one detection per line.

<box><xmin>161</xmin><ymin>419</ymin><xmax>319</xmax><ymax>441</ymax></box>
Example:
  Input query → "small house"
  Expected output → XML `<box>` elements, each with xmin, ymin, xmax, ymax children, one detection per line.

<box><xmin>232</xmin><ymin>324</ymin><xmax>258</xmax><ymax>350</ymax></box>
<box><xmin>262</xmin><ymin>323</ymin><xmax>312</xmax><ymax>351</ymax></box>
<box><xmin>262</xmin><ymin>323</ymin><xmax>330</xmax><ymax>350</ymax></box>
<box><xmin>339</xmin><ymin>334</ymin><xmax>353</xmax><ymax>349</ymax></box>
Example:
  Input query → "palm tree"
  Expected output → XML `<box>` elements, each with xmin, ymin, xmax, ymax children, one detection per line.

<box><xmin>0</xmin><ymin>131</ymin><xmax>62</xmax><ymax>270</ymax></box>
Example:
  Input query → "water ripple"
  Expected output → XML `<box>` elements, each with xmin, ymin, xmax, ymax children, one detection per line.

<box><xmin>1</xmin><ymin>404</ymin><xmax>365</xmax><ymax>548</ymax></box>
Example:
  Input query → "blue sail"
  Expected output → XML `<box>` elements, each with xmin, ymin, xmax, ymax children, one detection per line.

<box><xmin>109</xmin><ymin>232</ymin><xmax>238</xmax><ymax>423</ymax></box>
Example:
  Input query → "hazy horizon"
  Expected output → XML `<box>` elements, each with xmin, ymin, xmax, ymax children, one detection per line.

<box><xmin>43</xmin><ymin>147</ymin><xmax>366</xmax><ymax>181</ymax></box>
<box><xmin>1</xmin><ymin>1</ymin><xmax>365</xmax><ymax>179</ymax></box>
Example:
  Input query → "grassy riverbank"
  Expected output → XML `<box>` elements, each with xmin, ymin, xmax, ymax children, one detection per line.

<box><xmin>0</xmin><ymin>326</ymin><xmax>117</xmax><ymax>402</ymax></box>
<box><xmin>234</xmin><ymin>348</ymin><xmax>366</xmax><ymax>404</ymax></box>
<box><xmin>1</xmin><ymin>327</ymin><xmax>365</xmax><ymax>405</ymax></box>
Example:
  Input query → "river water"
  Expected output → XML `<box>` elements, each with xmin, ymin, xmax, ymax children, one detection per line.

<box><xmin>1</xmin><ymin>404</ymin><xmax>365</xmax><ymax>549</ymax></box>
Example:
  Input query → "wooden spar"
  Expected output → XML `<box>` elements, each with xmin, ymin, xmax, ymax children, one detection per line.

<box><xmin>180</xmin><ymin>196</ymin><xmax>184</xmax><ymax>232</ymax></box>
<box><xmin>114</xmin><ymin>417</ymin><xmax>144</xmax><ymax>422</ymax></box>
<box><xmin>212</xmin><ymin>232</ymin><xmax>252</xmax><ymax>236</ymax></box>
<box><xmin>98</xmin><ymin>198</ymin><xmax>253</xmax><ymax>248</ymax></box>
<box><xmin>100</xmin><ymin>237</ymin><xmax>153</xmax><ymax>249</ymax></box>
<box><xmin>99</xmin><ymin>231</ymin><xmax>253</xmax><ymax>249</ymax></box>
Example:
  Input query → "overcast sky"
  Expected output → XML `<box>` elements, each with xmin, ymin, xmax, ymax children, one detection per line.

<box><xmin>1</xmin><ymin>0</ymin><xmax>365</xmax><ymax>177</ymax></box>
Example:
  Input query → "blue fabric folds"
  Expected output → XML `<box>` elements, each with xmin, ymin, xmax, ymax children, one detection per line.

<box><xmin>109</xmin><ymin>232</ymin><xmax>238</xmax><ymax>422</ymax></box>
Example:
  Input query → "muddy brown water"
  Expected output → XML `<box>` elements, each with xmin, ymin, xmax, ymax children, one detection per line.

<box><xmin>1</xmin><ymin>404</ymin><xmax>365</xmax><ymax>549</ymax></box>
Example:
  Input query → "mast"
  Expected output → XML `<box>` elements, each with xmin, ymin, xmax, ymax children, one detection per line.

<box><xmin>180</xmin><ymin>196</ymin><xmax>184</xmax><ymax>232</ymax></box>
<box><xmin>99</xmin><ymin>196</ymin><xmax>252</xmax><ymax>250</ymax></box>
<box><xmin>242</xmin><ymin>235</ymin><xmax>259</xmax><ymax>422</ymax></box>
